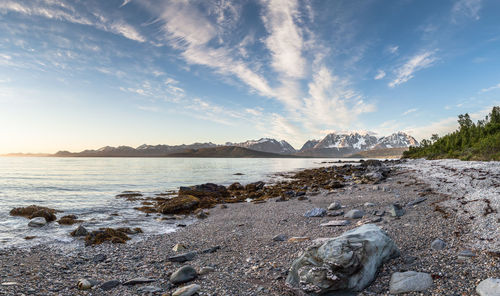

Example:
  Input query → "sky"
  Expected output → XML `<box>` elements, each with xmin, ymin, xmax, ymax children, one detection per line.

<box><xmin>1</xmin><ymin>0</ymin><xmax>500</xmax><ymax>153</ymax></box>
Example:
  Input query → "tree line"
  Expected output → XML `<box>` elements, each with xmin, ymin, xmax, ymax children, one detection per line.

<box><xmin>403</xmin><ymin>106</ymin><xmax>500</xmax><ymax>161</ymax></box>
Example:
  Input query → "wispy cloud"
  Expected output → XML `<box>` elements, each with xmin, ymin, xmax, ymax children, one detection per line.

<box><xmin>389</xmin><ymin>50</ymin><xmax>437</xmax><ymax>88</ymax></box>
<box><xmin>374</xmin><ymin>70</ymin><xmax>386</xmax><ymax>80</ymax></box>
<box><xmin>387</xmin><ymin>45</ymin><xmax>399</xmax><ymax>54</ymax></box>
<box><xmin>479</xmin><ymin>82</ymin><xmax>500</xmax><ymax>93</ymax></box>
<box><xmin>451</xmin><ymin>0</ymin><xmax>482</xmax><ymax>23</ymax></box>
<box><xmin>402</xmin><ymin>108</ymin><xmax>418</xmax><ymax>115</ymax></box>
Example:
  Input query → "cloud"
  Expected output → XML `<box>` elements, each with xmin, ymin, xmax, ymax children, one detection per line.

<box><xmin>452</xmin><ymin>0</ymin><xmax>481</xmax><ymax>23</ymax></box>
<box><xmin>245</xmin><ymin>108</ymin><xmax>263</xmax><ymax>116</ymax></box>
<box><xmin>402</xmin><ymin>108</ymin><xmax>418</xmax><ymax>115</ymax></box>
<box><xmin>374</xmin><ymin>70</ymin><xmax>386</xmax><ymax>80</ymax></box>
<box><xmin>120</xmin><ymin>0</ymin><xmax>132</xmax><ymax>8</ymax></box>
<box><xmin>479</xmin><ymin>82</ymin><xmax>500</xmax><ymax>93</ymax></box>
<box><xmin>389</xmin><ymin>51</ymin><xmax>437</xmax><ymax>88</ymax></box>
<box><xmin>387</xmin><ymin>45</ymin><xmax>399</xmax><ymax>54</ymax></box>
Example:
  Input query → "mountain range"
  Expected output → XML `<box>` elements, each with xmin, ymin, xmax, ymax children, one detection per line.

<box><xmin>51</xmin><ymin>132</ymin><xmax>418</xmax><ymax>158</ymax></box>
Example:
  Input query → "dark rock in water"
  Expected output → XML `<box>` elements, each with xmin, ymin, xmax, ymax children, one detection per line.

<box><xmin>170</xmin><ymin>265</ymin><xmax>197</xmax><ymax>285</ymax></box>
<box><xmin>84</xmin><ymin>228</ymin><xmax>133</xmax><ymax>245</ymax></box>
<box><xmin>273</xmin><ymin>234</ymin><xmax>287</xmax><ymax>241</ymax></box>
<box><xmin>92</xmin><ymin>254</ymin><xmax>107</xmax><ymax>263</ymax></box>
<box><xmin>286</xmin><ymin>224</ymin><xmax>399</xmax><ymax>294</ymax></box>
<box><xmin>158</xmin><ymin>195</ymin><xmax>200</xmax><ymax>215</ymax></box>
<box><xmin>123</xmin><ymin>277</ymin><xmax>155</xmax><ymax>285</ymax></box>
<box><xmin>304</xmin><ymin>208</ymin><xmax>327</xmax><ymax>217</ymax></box>
<box><xmin>228</xmin><ymin>182</ymin><xmax>244</xmax><ymax>191</ymax></box>
<box><xmin>115</xmin><ymin>192</ymin><xmax>143</xmax><ymax>200</ymax></box>
<box><xmin>10</xmin><ymin>205</ymin><xmax>59</xmax><ymax>222</ymax></box>
<box><xmin>388</xmin><ymin>204</ymin><xmax>405</xmax><ymax>217</ymax></box>
<box><xmin>200</xmin><ymin>246</ymin><xmax>220</xmax><ymax>254</ymax></box>
<box><xmin>407</xmin><ymin>197</ymin><xmax>427</xmax><ymax>207</ymax></box>
<box><xmin>430</xmin><ymin>238</ymin><xmax>446</xmax><ymax>250</ymax></box>
<box><xmin>100</xmin><ymin>280</ymin><xmax>120</xmax><ymax>291</ymax></box>
<box><xmin>58</xmin><ymin>215</ymin><xmax>82</xmax><ymax>225</ymax></box>
<box><xmin>71</xmin><ymin>225</ymin><xmax>89</xmax><ymax>237</ymax></box>
<box><xmin>233</xmin><ymin>173</ymin><xmax>244</xmax><ymax>176</ymax></box>
<box><xmin>24</xmin><ymin>236</ymin><xmax>37</xmax><ymax>240</ymax></box>
<box><xmin>169</xmin><ymin>251</ymin><xmax>197</xmax><ymax>262</ymax></box>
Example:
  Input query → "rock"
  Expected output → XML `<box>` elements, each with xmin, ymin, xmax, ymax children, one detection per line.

<box><xmin>170</xmin><ymin>265</ymin><xmax>197</xmax><ymax>285</ymax></box>
<box><xmin>84</xmin><ymin>228</ymin><xmax>131</xmax><ymax>245</ymax></box>
<box><xmin>476</xmin><ymin>278</ymin><xmax>500</xmax><ymax>296</ymax></box>
<box><xmin>220</xmin><ymin>204</ymin><xmax>228</xmax><ymax>209</ymax></box>
<box><xmin>0</xmin><ymin>282</ymin><xmax>18</xmax><ymax>286</ymax></box>
<box><xmin>10</xmin><ymin>205</ymin><xmax>59</xmax><ymax>222</ymax></box>
<box><xmin>179</xmin><ymin>183</ymin><xmax>229</xmax><ymax>199</ymax></box>
<box><xmin>304</xmin><ymin>208</ymin><xmax>327</xmax><ymax>217</ymax></box>
<box><xmin>92</xmin><ymin>254</ymin><xmax>107</xmax><ymax>263</ymax></box>
<box><xmin>389</xmin><ymin>271</ymin><xmax>433</xmax><ymax>294</ymax></box>
<box><xmin>169</xmin><ymin>251</ymin><xmax>196</xmax><ymax>263</ymax></box>
<box><xmin>327</xmin><ymin>210</ymin><xmax>344</xmax><ymax>217</ymax></box>
<box><xmin>137</xmin><ymin>286</ymin><xmax>162</xmax><ymax>293</ymax></box>
<box><xmin>374</xmin><ymin>210</ymin><xmax>385</xmax><ymax>217</ymax></box>
<box><xmin>287</xmin><ymin>237</ymin><xmax>310</xmax><ymax>243</ymax></box>
<box><xmin>320</xmin><ymin>220</ymin><xmax>350</xmax><ymax>227</ymax></box>
<box><xmin>122</xmin><ymin>277</ymin><xmax>155</xmax><ymax>285</ymax></box>
<box><xmin>228</xmin><ymin>182</ymin><xmax>244</xmax><ymax>191</ymax></box>
<box><xmin>272</xmin><ymin>234</ymin><xmax>287</xmax><ymax>241</ymax></box>
<box><xmin>458</xmin><ymin>250</ymin><xmax>476</xmax><ymax>259</ymax></box>
<box><xmin>70</xmin><ymin>225</ymin><xmax>89</xmax><ymax>237</ymax></box>
<box><xmin>196</xmin><ymin>211</ymin><xmax>208</xmax><ymax>219</ymax></box>
<box><xmin>77</xmin><ymin>279</ymin><xmax>92</xmax><ymax>290</ymax></box>
<box><xmin>28</xmin><ymin>217</ymin><xmax>46</xmax><ymax>227</ymax></box>
<box><xmin>407</xmin><ymin>197</ymin><xmax>427</xmax><ymax>206</ymax></box>
<box><xmin>369</xmin><ymin>217</ymin><xmax>383</xmax><ymax>223</ymax></box>
<box><xmin>158</xmin><ymin>195</ymin><xmax>200</xmax><ymax>215</ymax></box>
<box><xmin>172</xmin><ymin>243</ymin><xmax>187</xmax><ymax>252</ymax></box>
<box><xmin>245</xmin><ymin>181</ymin><xmax>265</xmax><ymax>192</ymax></box>
<box><xmin>100</xmin><ymin>280</ymin><xmax>120</xmax><ymax>291</ymax></box>
<box><xmin>364</xmin><ymin>202</ymin><xmax>376</xmax><ymax>207</ymax></box>
<box><xmin>431</xmin><ymin>238</ymin><xmax>446</xmax><ymax>250</ymax></box>
<box><xmin>286</xmin><ymin>224</ymin><xmax>399</xmax><ymax>294</ymax></box>
<box><xmin>172</xmin><ymin>284</ymin><xmax>201</xmax><ymax>296</ymax></box>
<box><xmin>58</xmin><ymin>215</ymin><xmax>82</xmax><ymax>225</ymax></box>
<box><xmin>199</xmin><ymin>266</ymin><xmax>215</xmax><ymax>275</ymax></box>
<box><xmin>388</xmin><ymin>204</ymin><xmax>405</xmax><ymax>217</ymax></box>
<box><xmin>328</xmin><ymin>201</ymin><xmax>341</xmax><ymax>210</ymax></box>
<box><xmin>344</xmin><ymin>209</ymin><xmax>365</xmax><ymax>219</ymax></box>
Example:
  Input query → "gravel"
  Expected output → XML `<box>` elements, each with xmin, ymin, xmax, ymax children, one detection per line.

<box><xmin>0</xmin><ymin>160</ymin><xmax>498</xmax><ymax>295</ymax></box>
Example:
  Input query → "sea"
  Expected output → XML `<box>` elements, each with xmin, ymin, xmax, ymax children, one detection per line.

<box><xmin>0</xmin><ymin>157</ymin><xmax>356</xmax><ymax>249</ymax></box>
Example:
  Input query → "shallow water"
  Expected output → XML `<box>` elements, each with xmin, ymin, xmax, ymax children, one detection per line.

<box><xmin>0</xmin><ymin>157</ymin><xmax>354</xmax><ymax>249</ymax></box>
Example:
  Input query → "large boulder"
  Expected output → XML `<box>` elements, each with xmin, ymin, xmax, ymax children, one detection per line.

<box><xmin>158</xmin><ymin>195</ymin><xmax>200</xmax><ymax>215</ymax></box>
<box><xmin>179</xmin><ymin>183</ymin><xmax>229</xmax><ymax>200</ymax></box>
<box><xmin>389</xmin><ymin>271</ymin><xmax>433</xmax><ymax>294</ymax></box>
<box><xmin>10</xmin><ymin>205</ymin><xmax>59</xmax><ymax>222</ymax></box>
<box><xmin>286</xmin><ymin>224</ymin><xmax>399</xmax><ymax>295</ymax></box>
<box><xmin>476</xmin><ymin>278</ymin><xmax>500</xmax><ymax>296</ymax></box>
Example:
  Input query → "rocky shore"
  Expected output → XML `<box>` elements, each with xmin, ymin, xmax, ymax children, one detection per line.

<box><xmin>0</xmin><ymin>159</ymin><xmax>498</xmax><ymax>295</ymax></box>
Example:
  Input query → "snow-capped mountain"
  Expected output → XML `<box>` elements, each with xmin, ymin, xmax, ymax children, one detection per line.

<box><xmin>299</xmin><ymin>140</ymin><xmax>320</xmax><ymax>152</ymax></box>
<box><xmin>314</xmin><ymin>133</ymin><xmax>379</xmax><ymax>150</ymax></box>
<box><xmin>371</xmin><ymin>132</ymin><xmax>419</xmax><ymax>149</ymax></box>
<box><xmin>229</xmin><ymin>138</ymin><xmax>296</xmax><ymax>154</ymax></box>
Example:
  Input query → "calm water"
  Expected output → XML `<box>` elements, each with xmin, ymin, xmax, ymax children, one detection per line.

<box><xmin>0</xmin><ymin>157</ymin><xmax>351</xmax><ymax>249</ymax></box>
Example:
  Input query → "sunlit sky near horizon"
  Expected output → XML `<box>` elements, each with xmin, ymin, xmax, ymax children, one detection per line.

<box><xmin>1</xmin><ymin>0</ymin><xmax>500</xmax><ymax>153</ymax></box>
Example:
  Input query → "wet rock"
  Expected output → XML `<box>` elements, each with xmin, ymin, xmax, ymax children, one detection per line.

<box><xmin>430</xmin><ymin>238</ymin><xmax>446</xmax><ymax>250</ymax></box>
<box><xmin>169</xmin><ymin>251</ymin><xmax>196</xmax><ymax>263</ymax></box>
<box><xmin>286</xmin><ymin>224</ymin><xmax>399</xmax><ymax>294</ymax></box>
<box><xmin>70</xmin><ymin>225</ymin><xmax>89</xmax><ymax>237</ymax></box>
<box><xmin>345</xmin><ymin>209</ymin><xmax>365</xmax><ymax>219</ymax></box>
<box><xmin>179</xmin><ymin>183</ymin><xmax>229</xmax><ymax>200</ymax></box>
<box><xmin>77</xmin><ymin>279</ymin><xmax>92</xmax><ymax>290</ymax></box>
<box><xmin>10</xmin><ymin>205</ymin><xmax>59</xmax><ymax>222</ymax></box>
<box><xmin>407</xmin><ymin>197</ymin><xmax>427</xmax><ymax>207</ymax></box>
<box><xmin>122</xmin><ymin>277</ymin><xmax>155</xmax><ymax>285</ymax></box>
<box><xmin>389</xmin><ymin>271</ymin><xmax>433</xmax><ymax>294</ymax></box>
<box><xmin>388</xmin><ymin>204</ymin><xmax>405</xmax><ymax>217</ymax></box>
<box><xmin>327</xmin><ymin>210</ymin><xmax>344</xmax><ymax>217</ymax></box>
<box><xmin>100</xmin><ymin>280</ymin><xmax>120</xmax><ymax>291</ymax></box>
<box><xmin>172</xmin><ymin>284</ymin><xmax>201</xmax><ymax>296</ymax></box>
<box><xmin>170</xmin><ymin>265</ymin><xmax>197</xmax><ymax>285</ymax></box>
<box><xmin>115</xmin><ymin>191</ymin><xmax>143</xmax><ymax>200</ymax></box>
<box><xmin>287</xmin><ymin>237</ymin><xmax>310</xmax><ymax>243</ymax></box>
<box><xmin>272</xmin><ymin>234</ymin><xmax>287</xmax><ymax>241</ymax></box>
<box><xmin>158</xmin><ymin>195</ymin><xmax>200</xmax><ymax>215</ymax></box>
<box><xmin>320</xmin><ymin>220</ymin><xmax>350</xmax><ymax>227</ymax></box>
<box><xmin>328</xmin><ymin>201</ymin><xmax>341</xmax><ymax>210</ymax></box>
<box><xmin>28</xmin><ymin>217</ymin><xmax>46</xmax><ymax>227</ymax></box>
<box><xmin>228</xmin><ymin>182</ymin><xmax>244</xmax><ymax>191</ymax></box>
<box><xmin>476</xmin><ymin>278</ymin><xmax>500</xmax><ymax>296</ymax></box>
<box><xmin>304</xmin><ymin>208</ymin><xmax>327</xmax><ymax>217</ymax></box>
<box><xmin>84</xmin><ymin>228</ymin><xmax>132</xmax><ymax>246</ymax></box>
<box><xmin>58</xmin><ymin>215</ymin><xmax>82</xmax><ymax>225</ymax></box>
<box><xmin>245</xmin><ymin>181</ymin><xmax>265</xmax><ymax>192</ymax></box>
<box><xmin>172</xmin><ymin>243</ymin><xmax>187</xmax><ymax>252</ymax></box>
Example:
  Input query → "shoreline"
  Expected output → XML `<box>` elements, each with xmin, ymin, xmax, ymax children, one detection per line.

<box><xmin>0</xmin><ymin>159</ymin><xmax>498</xmax><ymax>295</ymax></box>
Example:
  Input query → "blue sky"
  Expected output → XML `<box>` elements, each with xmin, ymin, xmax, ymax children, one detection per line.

<box><xmin>1</xmin><ymin>0</ymin><xmax>500</xmax><ymax>153</ymax></box>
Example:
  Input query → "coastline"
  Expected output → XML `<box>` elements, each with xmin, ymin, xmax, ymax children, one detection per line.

<box><xmin>0</xmin><ymin>159</ymin><xmax>498</xmax><ymax>295</ymax></box>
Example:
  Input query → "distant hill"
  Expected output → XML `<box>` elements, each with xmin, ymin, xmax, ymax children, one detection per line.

<box><xmin>227</xmin><ymin>138</ymin><xmax>296</xmax><ymax>154</ymax></box>
<box><xmin>166</xmin><ymin>146</ymin><xmax>298</xmax><ymax>158</ymax></box>
<box><xmin>347</xmin><ymin>147</ymin><xmax>409</xmax><ymax>159</ymax></box>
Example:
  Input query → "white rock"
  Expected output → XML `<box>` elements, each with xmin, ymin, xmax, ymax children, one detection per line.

<box><xmin>389</xmin><ymin>271</ymin><xmax>433</xmax><ymax>294</ymax></box>
<box><xmin>286</xmin><ymin>224</ymin><xmax>399</xmax><ymax>294</ymax></box>
<box><xmin>172</xmin><ymin>243</ymin><xmax>187</xmax><ymax>252</ymax></box>
<box><xmin>28</xmin><ymin>217</ymin><xmax>46</xmax><ymax>227</ymax></box>
<box><xmin>364</xmin><ymin>202</ymin><xmax>376</xmax><ymax>207</ymax></box>
<box><xmin>320</xmin><ymin>220</ymin><xmax>350</xmax><ymax>227</ymax></box>
<box><xmin>172</xmin><ymin>284</ymin><xmax>201</xmax><ymax>296</ymax></box>
<box><xmin>476</xmin><ymin>278</ymin><xmax>500</xmax><ymax>296</ymax></box>
<box><xmin>328</xmin><ymin>201</ymin><xmax>341</xmax><ymax>210</ymax></box>
<box><xmin>77</xmin><ymin>279</ymin><xmax>92</xmax><ymax>290</ymax></box>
